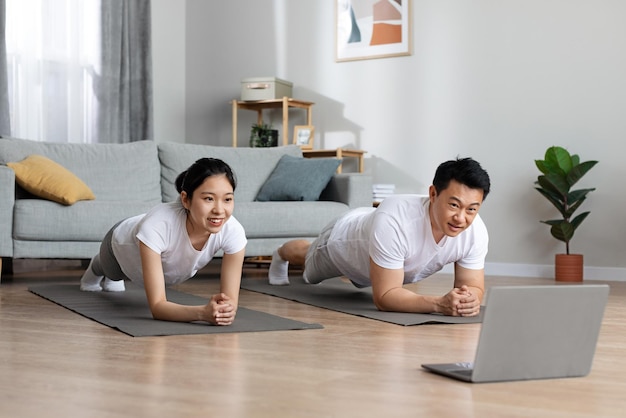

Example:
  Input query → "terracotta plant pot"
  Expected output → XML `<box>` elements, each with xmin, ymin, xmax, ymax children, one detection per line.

<box><xmin>555</xmin><ymin>254</ymin><xmax>583</xmax><ymax>282</ymax></box>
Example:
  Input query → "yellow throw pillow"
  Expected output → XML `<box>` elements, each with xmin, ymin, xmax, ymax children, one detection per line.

<box><xmin>7</xmin><ymin>154</ymin><xmax>95</xmax><ymax>205</ymax></box>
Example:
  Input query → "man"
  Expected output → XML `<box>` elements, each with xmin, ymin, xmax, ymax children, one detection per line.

<box><xmin>268</xmin><ymin>157</ymin><xmax>490</xmax><ymax>317</ymax></box>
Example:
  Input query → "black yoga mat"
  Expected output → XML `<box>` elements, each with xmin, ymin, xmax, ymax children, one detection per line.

<box><xmin>240</xmin><ymin>277</ymin><xmax>483</xmax><ymax>326</ymax></box>
<box><xmin>29</xmin><ymin>283</ymin><xmax>323</xmax><ymax>337</ymax></box>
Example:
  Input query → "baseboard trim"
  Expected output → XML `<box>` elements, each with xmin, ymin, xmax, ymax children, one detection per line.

<box><xmin>440</xmin><ymin>262</ymin><xmax>626</xmax><ymax>282</ymax></box>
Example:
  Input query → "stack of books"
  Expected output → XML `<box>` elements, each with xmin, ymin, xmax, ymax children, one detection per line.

<box><xmin>372</xmin><ymin>184</ymin><xmax>395</xmax><ymax>204</ymax></box>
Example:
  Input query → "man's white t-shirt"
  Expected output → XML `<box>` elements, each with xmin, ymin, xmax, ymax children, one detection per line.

<box><xmin>327</xmin><ymin>195</ymin><xmax>488</xmax><ymax>287</ymax></box>
<box><xmin>111</xmin><ymin>201</ymin><xmax>247</xmax><ymax>286</ymax></box>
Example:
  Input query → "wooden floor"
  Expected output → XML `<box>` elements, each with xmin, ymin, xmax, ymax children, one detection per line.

<box><xmin>1</xmin><ymin>261</ymin><xmax>626</xmax><ymax>418</ymax></box>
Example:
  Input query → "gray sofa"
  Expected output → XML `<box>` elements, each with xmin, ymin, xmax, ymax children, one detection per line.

<box><xmin>0</xmin><ymin>137</ymin><xmax>372</xmax><ymax>281</ymax></box>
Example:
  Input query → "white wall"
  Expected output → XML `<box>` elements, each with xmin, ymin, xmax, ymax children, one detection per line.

<box><xmin>167</xmin><ymin>0</ymin><xmax>626</xmax><ymax>279</ymax></box>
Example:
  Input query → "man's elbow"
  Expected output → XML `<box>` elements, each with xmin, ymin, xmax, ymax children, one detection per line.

<box><xmin>373</xmin><ymin>295</ymin><xmax>391</xmax><ymax>312</ymax></box>
<box><xmin>150</xmin><ymin>309</ymin><xmax>164</xmax><ymax>320</ymax></box>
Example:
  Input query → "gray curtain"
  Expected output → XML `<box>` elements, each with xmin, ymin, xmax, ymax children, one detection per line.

<box><xmin>0</xmin><ymin>0</ymin><xmax>10</xmax><ymax>137</ymax></box>
<box><xmin>97</xmin><ymin>0</ymin><xmax>153</xmax><ymax>143</ymax></box>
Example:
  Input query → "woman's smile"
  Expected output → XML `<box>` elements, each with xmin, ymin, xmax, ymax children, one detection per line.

<box><xmin>208</xmin><ymin>217</ymin><xmax>225</xmax><ymax>227</ymax></box>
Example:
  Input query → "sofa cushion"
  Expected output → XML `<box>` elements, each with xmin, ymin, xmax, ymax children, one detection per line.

<box><xmin>0</xmin><ymin>137</ymin><xmax>162</xmax><ymax>203</ymax></box>
<box><xmin>7</xmin><ymin>154</ymin><xmax>96</xmax><ymax>205</ymax></box>
<box><xmin>256</xmin><ymin>155</ymin><xmax>341</xmax><ymax>201</ymax></box>
<box><xmin>158</xmin><ymin>143</ymin><xmax>303</xmax><ymax>203</ymax></box>
<box><xmin>13</xmin><ymin>199</ymin><xmax>155</xmax><ymax>241</ymax></box>
<box><xmin>233</xmin><ymin>201</ymin><xmax>349</xmax><ymax>238</ymax></box>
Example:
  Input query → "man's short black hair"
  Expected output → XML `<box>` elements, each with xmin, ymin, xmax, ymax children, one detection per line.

<box><xmin>432</xmin><ymin>157</ymin><xmax>490</xmax><ymax>200</ymax></box>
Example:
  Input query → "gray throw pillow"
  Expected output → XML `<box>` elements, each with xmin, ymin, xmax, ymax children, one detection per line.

<box><xmin>256</xmin><ymin>154</ymin><xmax>341</xmax><ymax>201</ymax></box>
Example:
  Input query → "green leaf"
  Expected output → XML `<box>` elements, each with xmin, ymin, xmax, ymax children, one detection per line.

<box><xmin>545</xmin><ymin>146</ymin><xmax>572</xmax><ymax>174</ymax></box>
<box><xmin>539</xmin><ymin>172</ymin><xmax>569</xmax><ymax>196</ymax></box>
<box><xmin>570</xmin><ymin>211</ymin><xmax>590</xmax><ymax>231</ymax></box>
<box><xmin>566</xmin><ymin>161</ymin><xmax>598</xmax><ymax>187</ymax></box>
<box><xmin>541</xmin><ymin>219</ymin><xmax>564</xmax><ymax>226</ymax></box>
<box><xmin>550</xmin><ymin>222</ymin><xmax>574</xmax><ymax>243</ymax></box>
<box><xmin>568</xmin><ymin>188</ymin><xmax>595</xmax><ymax>203</ymax></box>
<box><xmin>535</xmin><ymin>160</ymin><xmax>548</xmax><ymax>175</ymax></box>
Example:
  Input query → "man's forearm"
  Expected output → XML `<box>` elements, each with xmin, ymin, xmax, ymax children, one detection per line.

<box><xmin>374</xmin><ymin>287</ymin><xmax>440</xmax><ymax>314</ymax></box>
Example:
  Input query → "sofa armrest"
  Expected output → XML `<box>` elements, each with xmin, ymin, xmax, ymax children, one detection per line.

<box><xmin>0</xmin><ymin>166</ymin><xmax>15</xmax><ymax>256</ymax></box>
<box><xmin>320</xmin><ymin>173</ymin><xmax>373</xmax><ymax>209</ymax></box>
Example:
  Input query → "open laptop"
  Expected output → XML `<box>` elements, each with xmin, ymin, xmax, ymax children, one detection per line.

<box><xmin>421</xmin><ymin>284</ymin><xmax>609</xmax><ymax>383</ymax></box>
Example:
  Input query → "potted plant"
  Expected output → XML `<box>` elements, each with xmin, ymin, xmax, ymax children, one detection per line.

<box><xmin>534</xmin><ymin>146</ymin><xmax>598</xmax><ymax>281</ymax></box>
<box><xmin>250</xmin><ymin>123</ymin><xmax>278</xmax><ymax>147</ymax></box>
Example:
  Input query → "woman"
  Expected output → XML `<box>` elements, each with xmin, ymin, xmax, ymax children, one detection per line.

<box><xmin>80</xmin><ymin>158</ymin><xmax>247</xmax><ymax>326</ymax></box>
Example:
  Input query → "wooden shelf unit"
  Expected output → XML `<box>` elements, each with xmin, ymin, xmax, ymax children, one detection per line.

<box><xmin>231</xmin><ymin>97</ymin><xmax>314</xmax><ymax>147</ymax></box>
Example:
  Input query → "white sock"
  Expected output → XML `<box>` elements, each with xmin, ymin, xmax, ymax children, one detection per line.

<box><xmin>102</xmin><ymin>278</ymin><xmax>126</xmax><ymax>292</ymax></box>
<box><xmin>268</xmin><ymin>248</ymin><xmax>290</xmax><ymax>285</ymax></box>
<box><xmin>80</xmin><ymin>259</ymin><xmax>103</xmax><ymax>291</ymax></box>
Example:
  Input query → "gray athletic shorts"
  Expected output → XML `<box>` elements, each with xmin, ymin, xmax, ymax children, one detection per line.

<box><xmin>303</xmin><ymin>218</ymin><xmax>343</xmax><ymax>284</ymax></box>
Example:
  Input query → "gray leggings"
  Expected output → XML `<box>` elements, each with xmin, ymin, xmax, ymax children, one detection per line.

<box><xmin>89</xmin><ymin>221</ymin><xmax>128</xmax><ymax>281</ymax></box>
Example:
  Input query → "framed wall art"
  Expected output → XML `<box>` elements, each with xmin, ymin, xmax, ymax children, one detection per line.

<box><xmin>293</xmin><ymin>125</ymin><xmax>315</xmax><ymax>150</ymax></box>
<box><xmin>335</xmin><ymin>0</ymin><xmax>411</xmax><ymax>62</ymax></box>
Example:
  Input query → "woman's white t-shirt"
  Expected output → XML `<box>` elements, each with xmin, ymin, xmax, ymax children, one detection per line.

<box><xmin>111</xmin><ymin>201</ymin><xmax>247</xmax><ymax>286</ymax></box>
<box><xmin>327</xmin><ymin>195</ymin><xmax>488</xmax><ymax>287</ymax></box>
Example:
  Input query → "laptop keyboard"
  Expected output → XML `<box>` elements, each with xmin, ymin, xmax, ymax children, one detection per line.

<box><xmin>450</xmin><ymin>362</ymin><xmax>474</xmax><ymax>377</ymax></box>
<box><xmin>453</xmin><ymin>362</ymin><xmax>474</xmax><ymax>369</ymax></box>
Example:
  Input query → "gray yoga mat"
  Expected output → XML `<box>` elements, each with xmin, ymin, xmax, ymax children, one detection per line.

<box><xmin>29</xmin><ymin>283</ymin><xmax>323</xmax><ymax>337</ymax></box>
<box><xmin>240</xmin><ymin>277</ymin><xmax>483</xmax><ymax>326</ymax></box>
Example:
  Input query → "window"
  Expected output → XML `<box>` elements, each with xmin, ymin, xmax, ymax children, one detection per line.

<box><xmin>6</xmin><ymin>0</ymin><xmax>100</xmax><ymax>143</ymax></box>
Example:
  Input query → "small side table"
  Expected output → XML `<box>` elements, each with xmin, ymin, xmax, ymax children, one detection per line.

<box><xmin>231</xmin><ymin>97</ymin><xmax>314</xmax><ymax>147</ymax></box>
<box><xmin>302</xmin><ymin>148</ymin><xmax>366</xmax><ymax>173</ymax></box>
